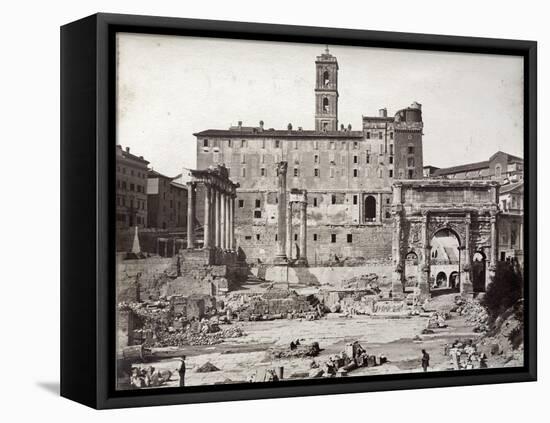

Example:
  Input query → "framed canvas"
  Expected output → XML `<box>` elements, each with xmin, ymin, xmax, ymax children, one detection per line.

<box><xmin>60</xmin><ymin>13</ymin><xmax>537</xmax><ymax>409</ymax></box>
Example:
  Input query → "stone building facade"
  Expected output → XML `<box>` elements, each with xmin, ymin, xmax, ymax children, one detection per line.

<box><xmin>146</xmin><ymin>170</ymin><xmax>188</xmax><ymax>230</ymax></box>
<box><xmin>194</xmin><ymin>48</ymin><xmax>423</xmax><ymax>264</ymax></box>
<box><xmin>116</xmin><ymin>145</ymin><xmax>149</xmax><ymax>228</ymax></box>
<box><xmin>424</xmin><ymin>151</ymin><xmax>524</xmax><ymax>266</ymax></box>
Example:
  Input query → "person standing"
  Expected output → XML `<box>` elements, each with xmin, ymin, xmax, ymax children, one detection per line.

<box><xmin>176</xmin><ymin>356</ymin><xmax>187</xmax><ymax>387</ymax></box>
<box><xmin>421</xmin><ymin>349</ymin><xmax>430</xmax><ymax>372</ymax></box>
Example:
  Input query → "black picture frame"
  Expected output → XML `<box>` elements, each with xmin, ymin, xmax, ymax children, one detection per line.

<box><xmin>60</xmin><ymin>12</ymin><xmax>537</xmax><ymax>409</ymax></box>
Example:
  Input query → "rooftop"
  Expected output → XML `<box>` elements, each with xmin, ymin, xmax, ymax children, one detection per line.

<box><xmin>194</xmin><ymin>127</ymin><xmax>363</xmax><ymax>139</ymax></box>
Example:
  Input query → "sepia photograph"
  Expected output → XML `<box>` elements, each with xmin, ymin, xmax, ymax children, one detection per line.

<box><xmin>114</xmin><ymin>33</ymin><xmax>525</xmax><ymax>391</ymax></box>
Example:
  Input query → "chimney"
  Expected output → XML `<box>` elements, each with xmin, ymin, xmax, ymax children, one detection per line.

<box><xmin>238</xmin><ymin>120</ymin><xmax>242</xmax><ymax>128</ymax></box>
<box><xmin>347</xmin><ymin>123</ymin><xmax>352</xmax><ymax>131</ymax></box>
<box><xmin>259</xmin><ymin>120</ymin><xmax>264</xmax><ymax>131</ymax></box>
<box><xmin>287</xmin><ymin>123</ymin><xmax>293</xmax><ymax>131</ymax></box>
<box><xmin>379</xmin><ymin>108</ymin><xmax>387</xmax><ymax>117</ymax></box>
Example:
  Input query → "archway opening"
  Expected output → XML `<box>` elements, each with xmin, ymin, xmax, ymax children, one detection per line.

<box><xmin>430</xmin><ymin>228</ymin><xmax>460</xmax><ymax>291</ymax></box>
<box><xmin>364</xmin><ymin>195</ymin><xmax>376</xmax><ymax>222</ymax></box>
<box><xmin>435</xmin><ymin>271</ymin><xmax>447</xmax><ymax>288</ymax></box>
<box><xmin>449</xmin><ymin>271</ymin><xmax>459</xmax><ymax>290</ymax></box>
<box><xmin>472</xmin><ymin>251</ymin><xmax>487</xmax><ymax>293</ymax></box>
<box><xmin>323</xmin><ymin>97</ymin><xmax>330</xmax><ymax>112</ymax></box>
<box><xmin>323</xmin><ymin>71</ymin><xmax>330</xmax><ymax>86</ymax></box>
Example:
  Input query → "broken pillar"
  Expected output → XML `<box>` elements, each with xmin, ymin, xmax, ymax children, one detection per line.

<box><xmin>273</xmin><ymin>161</ymin><xmax>288</xmax><ymax>264</ymax></box>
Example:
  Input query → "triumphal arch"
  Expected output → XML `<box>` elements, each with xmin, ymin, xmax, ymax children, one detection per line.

<box><xmin>391</xmin><ymin>180</ymin><xmax>500</xmax><ymax>298</ymax></box>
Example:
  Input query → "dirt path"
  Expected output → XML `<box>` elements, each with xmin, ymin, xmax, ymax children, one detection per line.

<box><xmin>130</xmin><ymin>311</ymin><xmax>485</xmax><ymax>388</ymax></box>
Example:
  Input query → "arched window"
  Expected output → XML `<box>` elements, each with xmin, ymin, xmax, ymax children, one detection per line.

<box><xmin>323</xmin><ymin>97</ymin><xmax>330</xmax><ymax>112</ymax></box>
<box><xmin>323</xmin><ymin>71</ymin><xmax>330</xmax><ymax>86</ymax></box>
<box><xmin>364</xmin><ymin>195</ymin><xmax>376</xmax><ymax>222</ymax></box>
<box><xmin>406</xmin><ymin>251</ymin><xmax>418</xmax><ymax>265</ymax></box>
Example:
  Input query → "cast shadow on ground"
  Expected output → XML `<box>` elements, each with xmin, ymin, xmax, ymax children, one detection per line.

<box><xmin>36</xmin><ymin>381</ymin><xmax>60</xmax><ymax>396</ymax></box>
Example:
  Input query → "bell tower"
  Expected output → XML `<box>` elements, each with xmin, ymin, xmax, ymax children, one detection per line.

<box><xmin>315</xmin><ymin>46</ymin><xmax>339</xmax><ymax>131</ymax></box>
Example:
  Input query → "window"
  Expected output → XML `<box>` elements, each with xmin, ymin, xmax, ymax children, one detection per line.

<box><xmin>241</xmin><ymin>168</ymin><xmax>246</xmax><ymax>177</ymax></box>
<box><xmin>260</xmin><ymin>168</ymin><xmax>266</xmax><ymax>177</ymax></box>
<box><xmin>389</xmin><ymin>156</ymin><xmax>393</xmax><ymax>164</ymax></box>
<box><xmin>228</xmin><ymin>139</ymin><xmax>232</xmax><ymax>148</ymax></box>
<box><xmin>256</xmin><ymin>234</ymin><xmax>261</xmax><ymax>241</ymax></box>
<box><xmin>274</xmin><ymin>140</ymin><xmax>280</xmax><ymax>148</ymax></box>
<box><xmin>330</xmin><ymin>141</ymin><xmax>335</xmax><ymax>150</ymax></box>
<box><xmin>378</xmin><ymin>131</ymin><xmax>383</xmax><ymax>139</ymax></box>
<box><xmin>130</xmin><ymin>183</ymin><xmax>135</xmax><ymax>191</ymax></box>
<box><xmin>261</xmin><ymin>139</ymin><xmax>265</xmax><ymax>149</ymax></box>
<box><xmin>313</xmin><ymin>140</ymin><xmax>319</xmax><ymax>149</ymax></box>
<box><xmin>330</xmin><ymin>167</ymin><xmax>335</xmax><ymax>178</ymax></box>
<box><xmin>341</xmin><ymin>141</ymin><xmax>346</xmax><ymax>149</ymax></box>
<box><xmin>323</xmin><ymin>97</ymin><xmax>329</xmax><ymax>112</ymax></box>
<box><xmin>331</xmin><ymin>194</ymin><xmax>337</xmax><ymax>204</ymax></box>
<box><xmin>241</xmin><ymin>139</ymin><xmax>247</xmax><ymax>148</ymax></box>
<box><xmin>294</xmin><ymin>233</ymin><xmax>298</xmax><ymax>241</ymax></box>
<box><xmin>294</xmin><ymin>140</ymin><xmax>298</xmax><ymax>149</ymax></box>
<box><xmin>408</xmin><ymin>169</ymin><xmax>414</xmax><ymax>179</ymax></box>
<box><xmin>389</xmin><ymin>169</ymin><xmax>393</xmax><ymax>177</ymax></box>
<box><xmin>408</xmin><ymin>145</ymin><xmax>414</xmax><ymax>154</ymax></box>
<box><xmin>313</xmin><ymin>197</ymin><xmax>318</xmax><ymax>207</ymax></box>
<box><xmin>389</xmin><ymin>144</ymin><xmax>394</xmax><ymax>155</ymax></box>
<box><xmin>323</xmin><ymin>71</ymin><xmax>330</xmax><ymax>86</ymax></box>
<box><xmin>353</xmin><ymin>169</ymin><xmax>358</xmax><ymax>177</ymax></box>
<box><xmin>314</xmin><ymin>155</ymin><xmax>319</xmax><ymax>164</ymax></box>
<box><xmin>378</xmin><ymin>168</ymin><xmax>383</xmax><ymax>178</ymax></box>
<box><xmin>364</xmin><ymin>195</ymin><xmax>376</xmax><ymax>222</ymax></box>
<box><xmin>255</xmin><ymin>199</ymin><xmax>261</xmax><ymax>208</ymax></box>
<box><xmin>203</xmin><ymin>139</ymin><xmax>209</xmax><ymax>147</ymax></box>
<box><xmin>314</xmin><ymin>168</ymin><xmax>320</xmax><ymax>177</ymax></box>
<box><xmin>331</xmin><ymin>234</ymin><xmax>336</xmax><ymax>243</ymax></box>
<box><xmin>366</xmin><ymin>132</ymin><xmax>371</xmax><ymax>139</ymax></box>
<box><xmin>294</xmin><ymin>168</ymin><xmax>299</xmax><ymax>177</ymax></box>
<box><xmin>353</xmin><ymin>195</ymin><xmax>358</xmax><ymax>205</ymax></box>
<box><xmin>254</xmin><ymin>210</ymin><xmax>262</xmax><ymax>218</ymax></box>
<box><xmin>313</xmin><ymin>234</ymin><xmax>318</xmax><ymax>241</ymax></box>
<box><xmin>245</xmin><ymin>235</ymin><xmax>252</xmax><ymax>240</ymax></box>
<box><xmin>390</xmin><ymin>132</ymin><xmax>394</xmax><ymax>140</ymax></box>
<box><xmin>407</xmin><ymin>157</ymin><xmax>415</xmax><ymax>167</ymax></box>
<box><xmin>353</xmin><ymin>155</ymin><xmax>358</xmax><ymax>164</ymax></box>
<box><xmin>366</xmin><ymin>153</ymin><xmax>370</xmax><ymax>164</ymax></box>
<box><xmin>347</xmin><ymin>234</ymin><xmax>353</xmax><ymax>243</ymax></box>
<box><xmin>353</xmin><ymin>141</ymin><xmax>358</xmax><ymax>149</ymax></box>
<box><xmin>241</xmin><ymin>154</ymin><xmax>246</xmax><ymax>164</ymax></box>
<box><xmin>385</xmin><ymin>211</ymin><xmax>391</xmax><ymax>219</ymax></box>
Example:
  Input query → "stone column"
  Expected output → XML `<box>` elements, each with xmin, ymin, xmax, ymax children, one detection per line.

<box><xmin>163</xmin><ymin>240</ymin><xmax>168</xmax><ymax>258</ymax></box>
<box><xmin>232</xmin><ymin>195</ymin><xmax>237</xmax><ymax>249</ymax></box>
<box><xmin>274</xmin><ymin>161</ymin><xmax>288</xmax><ymax>264</ymax></box>
<box><xmin>203</xmin><ymin>184</ymin><xmax>211</xmax><ymax>248</ymax></box>
<box><xmin>377</xmin><ymin>192</ymin><xmax>382</xmax><ymax>223</ymax></box>
<box><xmin>297</xmin><ymin>198</ymin><xmax>308</xmax><ymax>265</ymax></box>
<box><xmin>187</xmin><ymin>182</ymin><xmax>196</xmax><ymax>249</ymax></box>
<box><xmin>286</xmin><ymin>202</ymin><xmax>293</xmax><ymax>260</ymax></box>
<box><xmin>215</xmin><ymin>189</ymin><xmax>221</xmax><ymax>248</ymax></box>
<box><xmin>488</xmin><ymin>211</ymin><xmax>498</xmax><ymax>286</ymax></box>
<box><xmin>417</xmin><ymin>212</ymin><xmax>430</xmax><ymax>298</ymax></box>
<box><xmin>220</xmin><ymin>191</ymin><xmax>226</xmax><ymax>249</ymax></box>
<box><xmin>225</xmin><ymin>193</ymin><xmax>231</xmax><ymax>249</ymax></box>
<box><xmin>460</xmin><ymin>213</ymin><xmax>474</xmax><ymax>296</ymax></box>
<box><xmin>391</xmin><ymin>209</ymin><xmax>404</xmax><ymax>298</ymax></box>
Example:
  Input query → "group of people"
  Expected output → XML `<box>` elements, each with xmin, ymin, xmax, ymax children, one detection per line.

<box><xmin>130</xmin><ymin>366</ymin><xmax>172</xmax><ymax>388</ymax></box>
<box><xmin>445</xmin><ymin>339</ymin><xmax>488</xmax><ymax>370</ymax></box>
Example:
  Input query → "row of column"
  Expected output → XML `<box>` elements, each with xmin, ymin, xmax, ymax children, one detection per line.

<box><xmin>286</xmin><ymin>200</ymin><xmax>308</xmax><ymax>264</ymax></box>
<box><xmin>187</xmin><ymin>182</ymin><xmax>235</xmax><ymax>250</ymax></box>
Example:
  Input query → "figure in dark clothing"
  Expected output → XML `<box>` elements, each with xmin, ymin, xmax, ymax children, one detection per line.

<box><xmin>421</xmin><ymin>349</ymin><xmax>430</xmax><ymax>372</ymax></box>
<box><xmin>177</xmin><ymin>356</ymin><xmax>186</xmax><ymax>387</ymax></box>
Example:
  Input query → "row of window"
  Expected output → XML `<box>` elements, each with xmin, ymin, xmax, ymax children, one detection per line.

<box><xmin>117</xmin><ymin>180</ymin><xmax>146</xmax><ymax>193</ymax></box>
<box><xmin>238</xmin><ymin>195</ymin><xmax>391</xmax><ymax>208</ymax></box>
<box><xmin>232</xmin><ymin>166</ymin><xmax>414</xmax><ymax>179</ymax></box>
<box><xmin>116</xmin><ymin>166</ymin><xmax>147</xmax><ymax>179</ymax></box>
<box><xmin>203</xmin><ymin>139</ymin><xmax>410</xmax><ymax>151</ymax></box>
<box><xmin>116</xmin><ymin>196</ymin><xmax>146</xmax><ymax>210</ymax></box>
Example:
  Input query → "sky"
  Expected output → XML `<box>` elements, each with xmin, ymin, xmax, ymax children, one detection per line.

<box><xmin>117</xmin><ymin>33</ymin><xmax>524</xmax><ymax>177</ymax></box>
